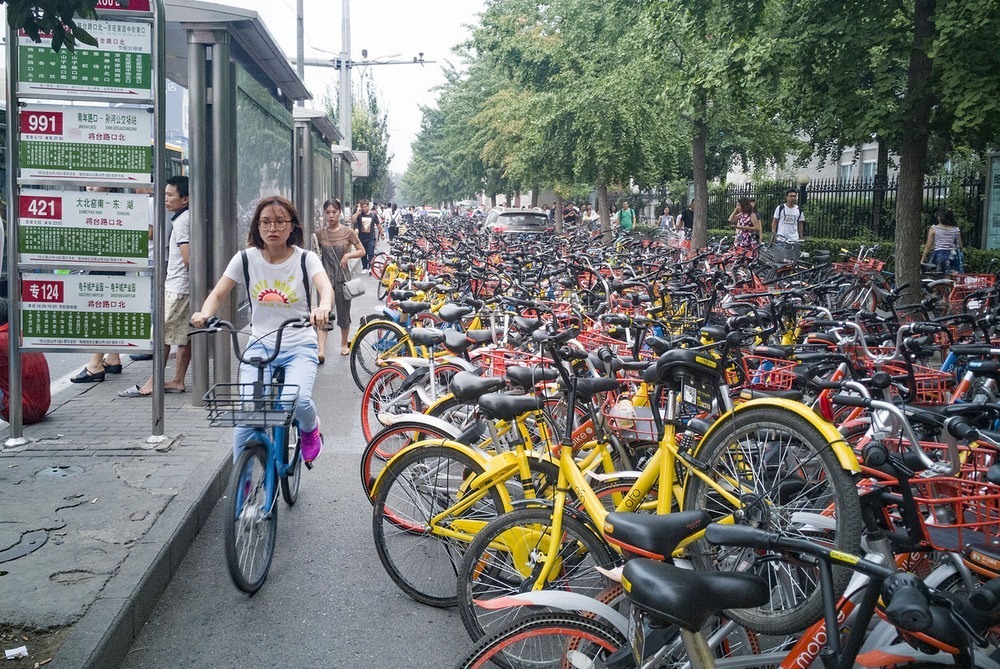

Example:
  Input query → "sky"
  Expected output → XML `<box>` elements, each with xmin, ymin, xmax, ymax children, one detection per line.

<box><xmin>218</xmin><ymin>0</ymin><xmax>487</xmax><ymax>173</ymax></box>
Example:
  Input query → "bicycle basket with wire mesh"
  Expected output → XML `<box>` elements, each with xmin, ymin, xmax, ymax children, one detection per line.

<box><xmin>204</xmin><ymin>383</ymin><xmax>299</xmax><ymax>428</ymax></box>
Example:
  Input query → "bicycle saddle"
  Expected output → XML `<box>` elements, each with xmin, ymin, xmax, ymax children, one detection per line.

<box><xmin>698</xmin><ymin>325</ymin><xmax>727</xmax><ymax>342</ymax></box>
<box><xmin>573</xmin><ymin>377</ymin><xmax>621</xmax><ymax>403</ymax></box>
<box><xmin>437</xmin><ymin>303</ymin><xmax>474</xmax><ymax>323</ymax></box>
<box><xmin>622</xmin><ymin>559</ymin><xmax>769</xmax><ymax>632</ymax></box>
<box><xmin>390</xmin><ymin>289</ymin><xmax>417</xmax><ymax>301</ymax></box>
<box><xmin>398</xmin><ymin>300</ymin><xmax>431</xmax><ymax>315</ymax></box>
<box><xmin>654</xmin><ymin>349</ymin><xmax>724</xmax><ymax>385</ymax></box>
<box><xmin>450</xmin><ymin>372</ymin><xmax>505</xmax><ymax>404</ymax></box>
<box><xmin>409</xmin><ymin>327</ymin><xmax>446</xmax><ymax>347</ymax></box>
<box><xmin>513</xmin><ymin>316</ymin><xmax>542</xmax><ymax>333</ymax></box>
<box><xmin>751</xmin><ymin>345</ymin><xmax>792</xmax><ymax>359</ymax></box>
<box><xmin>604</xmin><ymin>511</ymin><xmax>710</xmax><ymax>561</ymax></box>
<box><xmin>412</xmin><ymin>281</ymin><xmax>437</xmax><ymax>291</ymax></box>
<box><xmin>739</xmin><ymin>388</ymin><xmax>804</xmax><ymax>401</ymax></box>
<box><xmin>477</xmin><ymin>393</ymin><xmax>544</xmax><ymax>421</ymax></box>
<box><xmin>505</xmin><ymin>366</ymin><xmax>559</xmax><ymax>389</ymax></box>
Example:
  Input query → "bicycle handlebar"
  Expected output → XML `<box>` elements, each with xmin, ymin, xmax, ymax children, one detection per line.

<box><xmin>191</xmin><ymin>316</ymin><xmax>309</xmax><ymax>367</ymax></box>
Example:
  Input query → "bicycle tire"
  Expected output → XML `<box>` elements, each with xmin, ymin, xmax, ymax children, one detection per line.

<box><xmin>361</xmin><ymin>420</ymin><xmax>456</xmax><ymax>501</ymax></box>
<box><xmin>372</xmin><ymin>444</ymin><xmax>505</xmax><ymax>607</ymax></box>
<box><xmin>223</xmin><ymin>442</ymin><xmax>277</xmax><ymax>594</ymax></box>
<box><xmin>376</xmin><ymin>277</ymin><xmax>391</xmax><ymax>302</ymax></box>
<box><xmin>457</xmin><ymin>507</ymin><xmax>616</xmax><ymax>642</ymax></box>
<box><xmin>457</xmin><ymin>612</ymin><xmax>627</xmax><ymax>669</ymax></box>
<box><xmin>360</xmin><ymin>364</ymin><xmax>420</xmax><ymax>442</ymax></box>
<box><xmin>279</xmin><ymin>423</ymin><xmax>301</xmax><ymax>506</ymax></box>
<box><xmin>682</xmin><ymin>405</ymin><xmax>863</xmax><ymax>635</ymax></box>
<box><xmin>349</xmin><ymin>320</ymin><xmax>415</xmax><ymax>390</ymax></box>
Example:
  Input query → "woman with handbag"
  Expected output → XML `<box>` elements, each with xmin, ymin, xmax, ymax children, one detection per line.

<box><xmin>317</xmin><ymin>198</ymin><xmax>366</xmax><ymax>360</ymax></box>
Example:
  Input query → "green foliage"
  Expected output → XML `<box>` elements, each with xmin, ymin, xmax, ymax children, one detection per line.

<box><xmin>325</xmin><ymin>78</ymin><xmax>393</xmax><ymax>203</ymax></box>
<box><xmin>5</xmin><ymin>0</ymin><xmax>101</xmax><ymax>50</ymax></box>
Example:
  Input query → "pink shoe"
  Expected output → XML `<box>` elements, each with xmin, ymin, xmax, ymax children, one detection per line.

<box><xmin>301</xmin><ymin>421</ymin><xmax>323</xmax><ymax>464</ymax></box>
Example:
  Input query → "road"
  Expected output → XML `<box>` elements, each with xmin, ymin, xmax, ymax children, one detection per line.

<box><xmin>118</xmin><ymin>284</ymin><xmax>476</xmax><ymax>668</ymax></box>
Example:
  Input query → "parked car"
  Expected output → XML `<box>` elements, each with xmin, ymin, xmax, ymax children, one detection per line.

<box><xmin>424</xmin><ymin>209</ymin><xmax>443</xmax><ymax>221</ymax></box>
<box><xmin>482</xmin><ymin>208</ymin><xmax>552</xmax><ymax>235</ymax></box>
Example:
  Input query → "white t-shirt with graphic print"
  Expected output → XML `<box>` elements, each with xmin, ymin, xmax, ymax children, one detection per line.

<box><xmin>223</xmin><ymin>246</ymin><xmax>324</xmax><ymax>349</ymax></box>
<box><xmin>772</xmin><ymin>204</ymin><xmax>804</xmax><ymax>243</ymax></box>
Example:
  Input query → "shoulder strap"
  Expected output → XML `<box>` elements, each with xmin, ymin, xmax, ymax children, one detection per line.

<box><xmin>300</xmin><ymin>249</ymin><xmax>312</xmax><ymax>312</ymax></box>
<box><xmin>241</xmin><ymin>249</ymin><xmax>252</xmax><ymax>315</ymax></box>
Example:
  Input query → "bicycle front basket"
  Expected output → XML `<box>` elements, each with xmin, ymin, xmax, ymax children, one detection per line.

<box><xmin>204</xmin><ymin>383</ymin><xmax>300</xmax><ymax>428</ymax></box>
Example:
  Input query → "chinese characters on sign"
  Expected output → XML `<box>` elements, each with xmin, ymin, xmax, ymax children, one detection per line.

<box><xmin>19</xmin><ymin>104</ymin><xmax>153</xmax><ymax>182</ymax></box>
<box><xmin>988</xmin><ymin>156</ymin><xmax>1000</xmax><ymax>250</ymax></box>
<box><xmin>17</xmin><ymin>20</ymin><xmax>152</xmax><ymax>98</ymax></box>
<box><xmin>19</xmin><ymin>191</ymin><xmax>150</xmax><ymax>265</ymax></box>
<box><xmin>21</xmin><ymin>274</ymin><xmax>152</xmax><ymax>349</ymax></box>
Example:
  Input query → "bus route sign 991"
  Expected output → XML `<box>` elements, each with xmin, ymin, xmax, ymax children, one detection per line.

<box><xmin>20</xmin><ymin>274</ymin><xmax>152</xmax><ymax>350</ymax></box>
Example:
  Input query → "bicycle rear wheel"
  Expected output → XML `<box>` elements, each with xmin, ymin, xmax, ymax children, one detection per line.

<box><xmin>682</xmin><ymin>405</ymin><xmax>863</xmax><ymax>635</ymax></box>
<box><xmin>223</xmin><ymin>442</ymin><xmax>277</xmax><ymax>594</ymax></box>
<box><xmin>372</xmin><ymin>444</ymin><xmax>504</xmax><ymax>607</ymax></box>
<box><xmin>458</xmin><ymin>612</ymin><xmax>627</xmax><ymax>669</ymax></box>
<box><xmin>360</xmin><ymin>364</ymin><xmax>420</xmax><ymax>442</ymax></box>
<box><xmin>457</xmin><ymin>507</ymin><xmax>615</xmax><ymax>642</ymax></box>
<box><xmin>279</xmin><ymin>423</ymin><xmax>301</xmax><ymax>506</ymax></box>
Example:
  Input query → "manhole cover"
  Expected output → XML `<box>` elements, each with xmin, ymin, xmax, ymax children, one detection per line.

<box><xmin>0</xmin><ymin>529</ymin><xmax>47</xmax><ymax>563</ymax></box>
<box><xmin>35</xmin><ymin>465</ymin><xmax>84</xmax><ymax>479</ymax></box>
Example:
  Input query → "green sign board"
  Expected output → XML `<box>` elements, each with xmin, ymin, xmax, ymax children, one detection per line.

<box><xmin>988</xmin><ymin>155</ymin><xmax>1000</xmax><ymax>249</ymax></box>
<box><xmin>18</xmin><ymin>191</ymin><xmax>150</xmax><ymax>266</ymax></box>
<box><xmin>20</xmin><ymin>274</ymin><xmax>152</xmax><ymax>350</ymax></box>
<box><xmin>19</xmin><ymin>104</ymin><xmax>153</xmax><ymax>182</ymax></box>
<box><xmin>17</xmin><ymin>20</ymin><xmax>152</xmax><ymax>98</ymax></box>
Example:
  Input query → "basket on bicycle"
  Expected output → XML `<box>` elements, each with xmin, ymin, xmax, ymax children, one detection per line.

<box><xmin>882</xmin><ymin>361</ymin><xmax>954</xmax><ymax>404</ymax></box>
<box><xmin>898</xmin><ymin>476</ymin><xmax>1000</xmax><ymax>552</ymax></box>
<box><xmin>473</xmin><ymin>348</ymin><xmax>552</xmax><ymax>378</ymax></box>
<box><xmin>203</xmin><ymin>383</ymin><xmax>300</xmax><ymax>428</ymax></box>
<box><xmin>831</xmin><ymin>258</ymin><xmax>886</xmax><ymax>276</ymax></box>
<box><xmin>601</xmin><ymin>397</ymin><xmax>661</xmax><ymax>443</ymax></box>
<box><xmin>738</xmin><ymin>354</ymin><xmax>798</xmax><ymax>391</ymax></box>
<box><xmin>949</xmin><ymin>273</ymin><xmax>997</xmax><ymax>311</ymax></box>
<box><xmin>577</xmin><ymin>329</ymin><xmax>631</xmax><ymax>358</ymax></box>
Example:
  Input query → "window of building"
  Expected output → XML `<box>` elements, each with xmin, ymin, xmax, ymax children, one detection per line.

<box><xmin>862</xmin><ymin>161</ymin><xmax>876</xmax><ymax>182</ymax></box>
<box><xmin>838</xmin><ymin>163</ymin><xmax>853</xmax><ymax>182</ymax></box>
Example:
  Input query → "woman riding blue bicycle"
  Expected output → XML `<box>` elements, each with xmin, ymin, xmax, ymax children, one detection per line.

<box><xmin>191</xmin><ymin>195</ymin><xmax>334</xmax><ymax>464</ymax></box>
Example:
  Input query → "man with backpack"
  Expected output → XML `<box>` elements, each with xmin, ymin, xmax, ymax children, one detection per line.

<box><xmin>771</xmin><ymin>189</ymin><xmax>805</xmax><ymax>262</ymax></box>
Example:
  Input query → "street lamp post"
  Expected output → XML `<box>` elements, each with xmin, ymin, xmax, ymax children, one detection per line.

<box><xmin>797</xmin><ymin>173</ymin><xmax>811</xmax><ymax>208</ymax></box>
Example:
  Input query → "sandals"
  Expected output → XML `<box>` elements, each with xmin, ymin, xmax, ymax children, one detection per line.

<box><xmin>117</xmin><ymin>385</ymin><xmax>150</xmax><ymax>398</ymax></box>
<box><xmin>71</xmin><ymin>367</ymin><xmax>105</xmax><ymax>383</ymax></box>
<box><xmin>340</xmin><ymin>345</ymin><xmax>350</xmax><ymax>356</ymax></box>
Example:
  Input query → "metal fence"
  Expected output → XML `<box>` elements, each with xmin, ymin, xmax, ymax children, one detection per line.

<box><xmin>700</xmin><ymin>174</ymin><xmax>986</xmax><ymax>245</ymax></box>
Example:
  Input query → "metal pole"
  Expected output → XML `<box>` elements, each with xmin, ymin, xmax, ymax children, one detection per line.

<box><xmin>188</xmin><ymin>34</ymin><xmax>209</xmax><ymax>400</ymax></box>
<box><xmin>4</xmin><ymin>22</ymin><xmax>25</xmax><ymax>447</ymax></box>
<box><xmin>150</xmin><ymin>0</ymin><xmax>168</xmax><ymax>437</ymax></box>
<box><xmin>212</xmin><ymin>39</ymin><xmax>234</xmax><ymax>386</ymax></box>
<box><xmin>296</xmin><ymin>0</ymin><xmax>305</xmax><ymax>107</ymax></box>
<box><xmin>340</xmin><ymin>0</ymin><xmax>352</xmax><ymax>204</ymax></box>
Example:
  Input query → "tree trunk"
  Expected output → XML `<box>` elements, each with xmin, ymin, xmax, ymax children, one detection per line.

<box><xmin>490</xmin><ymin>194</ymin><xmax>497</xmax><ymax>208</ymax></box>
<box><xmin>690</xmin><ymin>116</ymin><xmax>709</xmax><ymax>250</ymax></box>
<box><xmin>597</xmin><ymin>180</ymin><xmax>610</xmax><ymax>242</ymax></box>
<box><xmin>530</xmin><ymin>187</ymin><xmax>539</xmax><ymax>208</ymax></box>
<box><xmin>895</xmin><ymin>0</ymin><xmax>936</xmax><ymax>303</ymax></box>
<box><xmin>555</xmin><ymin>194</ymin><xmax>564</xmax><ymax>234</ymax></box>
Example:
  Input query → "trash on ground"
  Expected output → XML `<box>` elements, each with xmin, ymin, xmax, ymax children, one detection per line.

<box><xmin>4</xmin><ymin>645</ymin><xmax>28</xmax><ymax>659</ymax></box>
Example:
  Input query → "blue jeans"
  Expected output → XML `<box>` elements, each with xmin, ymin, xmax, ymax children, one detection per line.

<box><xmin>233</xmin><ymin>341</ymin><xmax>319</xmax><ymax>460</ymax></box>
<box><xmin>931</xmin><ymin>249</ymin><xmax>963</xmax><ymax>274</ymax></box>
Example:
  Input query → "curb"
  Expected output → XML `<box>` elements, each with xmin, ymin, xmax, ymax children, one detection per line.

<box><xmin>49</xmin><ymin>448</ymin><xmax>233</xmax><ymax>669</ymax></box>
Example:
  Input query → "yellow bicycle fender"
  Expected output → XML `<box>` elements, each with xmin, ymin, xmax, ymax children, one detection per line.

<box><xmin>700</xmin><ymin>398</ymin><xmax>860</xmax><ymax>473</ymax></box>
<box><xmin>423</xmin><ymin>393</ymin><xmax>456</xmax><ymax>416</ymax></box>
<box><xmin>369</xmin><ymin>439</ymin><xmax>514</xmax><ymax>510</ymax></box>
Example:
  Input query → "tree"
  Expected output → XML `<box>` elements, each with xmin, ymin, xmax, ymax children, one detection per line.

<box><xmin>769</xmin><ymin>0</ymin><xmax>1000</xmax><ymax>298</ymax></box>
<box><xmin>5</xmin><ymin>0</ymin><xmax>102</xmax><ymax>50</ymax></box>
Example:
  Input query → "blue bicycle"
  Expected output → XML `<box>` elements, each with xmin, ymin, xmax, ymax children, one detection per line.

<box><xmin>196</xmin><ymin>317</ymin><xmax>308</xmax><ymax>593</ymax></box>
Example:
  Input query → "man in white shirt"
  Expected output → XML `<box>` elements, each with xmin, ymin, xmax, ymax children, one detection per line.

<box><xmin>771</xmin><ymin>189</ymin><xmax>805</xmax><ymax>243</ymax></box>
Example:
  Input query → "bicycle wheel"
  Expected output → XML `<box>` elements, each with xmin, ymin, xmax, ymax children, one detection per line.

<box><xmin>349</xmin><ymin>320</ymin><xmax>415</xmax><ymax>390</ymax></box>
<box><xmin>370</xmin><ymin>252</ymin><xmax>390</xmax><ymax>280</ymax></box>
<box><xmin>360</xmin><ymin>364</ymin><xmax>420</xmax><ymax>442</ymax></box>
<box><xmin>372</xmin><ymin>444</ymin><xmax>505</xmax><ymax>607</ymax></box>
<box><xmin>361</xmin><ymin>420</ymin><xmax>455</xmax><ymax>501</ymax></box>
<box><xmin>457</xmin><ymin>507</ymin><xmax>615</xmax><ymax>642</ymax></box>
<box><xmin>279</xmin><ymin>423</ymin><xmax>301</xmax><ymax>506</ymax></box>
<box><xmin>223</xmin><ymin>442</ymin><xmax>277</xmax><ymax>594</ymax></box>
<box><xmin>682</xmin><ymin>405</ymin><xmax>863</xmax><ymax>635</ymax></box>
<box><xmin>458</xmin><ymin>612</ymin><xmax>627</xmax><ymax>669</ymax></box>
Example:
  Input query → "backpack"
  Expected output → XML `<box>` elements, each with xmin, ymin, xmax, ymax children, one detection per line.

<box><xmin>241</xmin><ymin>248</ymin><xmax>312</xmax><ymax>315</ymax></box>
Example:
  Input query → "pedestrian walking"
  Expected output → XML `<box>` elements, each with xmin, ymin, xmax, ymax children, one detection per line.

<box><xmin>387</xmin><ymin>203</ymin><xmax>402</xmax><ymax>241</ymax></box>
<box><xmin>618</xmin><ymin>201</ymin><xmax>636</xmax><ymax>231</ymax></box>
<box><xmin>118</xmin><ymin>175</ymin><xmax>192</xmax><ymax>397</ymax></box>
<box><xmin>316</xmin><ymin>198</ymin><xmax>365</xmax><ymax>360</ymax></box>
<box><xmin>351</xmin><ymin>199</ymin><xmax>383</xmax><ymax>272</ymax></box>
<box><xmin>729</xmin><ymin>197</ymin><xmax>761</xmax><ymax>249</ymax></box>
<box><xmin>658</xmin><ymin>206</ymin><xmax>674</xmax><ymax>231</ymax></box>
<box><xmin>771</xmin><ymin>189</ymin><xmax>805</xmax><ymax>262</ymax></box>
<box><xmin>921</xmin><ymin>207</ymin><xmax>964</xmax><ymax>273</ymax></box>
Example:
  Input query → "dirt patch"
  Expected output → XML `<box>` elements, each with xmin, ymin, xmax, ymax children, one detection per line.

<box><xmin>0</xmin><ymin>624</ymin><xmax>70</xmax><ymax>667</ymax></box>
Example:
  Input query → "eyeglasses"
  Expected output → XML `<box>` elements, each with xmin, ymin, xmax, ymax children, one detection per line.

<box><xmin>259</xmin><ymin>219</ymin><xmax>291</xmax><ymax>230</ymax></box>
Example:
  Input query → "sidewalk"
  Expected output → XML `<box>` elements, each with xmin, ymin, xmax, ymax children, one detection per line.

<box><xmin>0</xmin><ymin>358</ymin><xmax>232</xmax><ymax>669</ymax></box>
